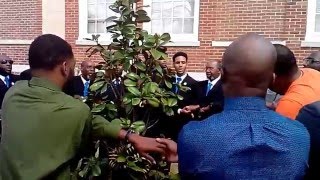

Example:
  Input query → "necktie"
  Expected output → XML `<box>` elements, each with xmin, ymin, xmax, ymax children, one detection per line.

<box><xmin>206</xmin><ymin>81</ymin><xmax>212</xmax><ymax>96</ymax></box>
<box><xmin>83</xmin><ymin>80</ymin><xmax>90</xmax><ymax>97</ymax></box>
<box><xmin>175</xmin><ymin>77</ymin><xmax>182</xmax><ymax>93</ymax></box>
<box><xmin>4</xmin><ymin>76</ymin><xmax>10</xmax><ymax>88</ymax></box>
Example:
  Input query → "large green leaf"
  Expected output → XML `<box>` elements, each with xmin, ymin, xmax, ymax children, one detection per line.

<box><xmin>90</xmin><ymin>81</ymin><xmax>105</xmax><ymax>92</ymax></box>
<box><xmin>106</xmin><ymin>103</ymin><xmax>117</xmax><ymax>112</ymax></box>
<box><xmin>92</xmin><ymin>104</ymin><xmax>106</xmax><ymax>113</ymax></box>
<box><xmin>177</xmin><ymin>95</ymin><xmax>184</xmax><ymax>101</ymax></box>
<box><xmin>165</xmin><ymin>79</ymin><xmax>172</xmax><ymax>89</ymax></box>
<box><xmin>127</xmin><ymin>161</ymin><xmax>146</xmax><ymax>173</ymax></box>
<box><xmin>161</xmin><ymin>97</ymin><xmax>168</xmax><ymax>106</ymax></box>
<box><xmin>126</xmin><ymin>72</ymin><xmax>140</xmax><ymax>81</ymax></box>
<box><xmin>160</xmin><ymin>33</ymin><xmax>171</xmax><ymax>42</ymax></box>
<box><xmin>78</xmin><ymin>165</ymin><xmax>89</xmax><ymax>177</ymax></box>
<box><xmin>131</xmin><ymin>121</ymin><xmax>145</xmax><ymax>133</ymax></box>
<box><xmin>116</xmin><ymin>155</ymin><xmax>126</xmax><ymax>163</ymax></box>
<box><xmin>91</xmin><ymin>165</ymin><xmax>101</xmax><ymax>177</ymax></box>
<box><xmin>127</xmin><ymin>86</ymin><xmax>141</xmax><ymax>96</ymax></box>
<box><xmin>124</xmin><ymin>79</ymin><xmax>136</xmax><ymax>87</ymax></box>
<box><xmin>100</xmin><ymin>83</ymin><xmax>109</xmax><ymax>94</ymax></box>
<box><xmin>131</xmin><ymin>98</ymin><xmax>141</xmax><ymax>106</ymax></box>
<box><xmin>146</xmin><ymin>97</ymin><xmax>160</xmax><ymax>107</ymax></box>
<box><xmin>164</xmin><ymin>107</ymin><xmax>174</xmax><ymax>116</ymax></box>
<box><xmin>150</xmin><ymin>48</ymin><xmax>162</xmax><ymax>60</ymax></box>
<box><xmin>114</xmin><ymin>50</ymin><xmax>125</xmax><ymax>60</ymax></box>
<box><xmin>167</xmin><ymin>98</ymin><xmax>178</xmax><ymax>107</ymax></box>
<box><xmin>135</xmin><ymin>61</ymin><xmax>146</xmax><ymax>71</ymax></box>
<box><xmin>155</xmin><ymin>64</ymin><xmax>163</xmax><ymax>75</ymax></box>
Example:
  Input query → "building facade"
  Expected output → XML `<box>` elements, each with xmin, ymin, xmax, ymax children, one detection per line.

<box><xmin>0</xmin><ymin>0</ymin><xmax>319</xmax><ymax>79</ymax></box>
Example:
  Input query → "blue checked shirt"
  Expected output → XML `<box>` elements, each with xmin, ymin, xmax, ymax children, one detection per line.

<box><xmin>178</xmin><ymin>97</ymin><xmax>310</xmax><ymax>180</ymax></box>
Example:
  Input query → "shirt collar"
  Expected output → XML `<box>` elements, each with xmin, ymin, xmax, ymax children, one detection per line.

<box><xmin>29</xmin><ymin>77</ymin><xmax>62</xmax><ymax>92</ymax></box>
<box><xmin>208</xmin><ymin>75</ymin><xmax>221</xmax><ymax>86</ymax></box>
<box><xmin>175</xmin><ymin>73</ymin><xmax>188</xmax><ymax>82</ymax></box>
<box><xmin>80</xmin><ymin>75</ymin><xmax>89</xmax><ymax>85</ymax></box>
<box><xmin>224</xmin><ymin>97</ymin><xmax>267</xmax><ymax>111</ymax></box>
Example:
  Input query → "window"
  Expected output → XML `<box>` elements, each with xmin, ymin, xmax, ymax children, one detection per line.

<box><xmin>78</xmin><ymin>0</ymin><xmax>117</xmax><ymax>45</ymax></box>
<box><xmin>143</xmin><ymin>0</ymin><xmax>200</xmax><ymax>46</ymax></box>
<box><xmin>303</xmin><ymin>0</ymin><xmax>320</xmax><ymax>46</ymax></box>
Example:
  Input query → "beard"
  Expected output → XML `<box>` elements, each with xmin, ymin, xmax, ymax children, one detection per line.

<box><xmin>62</xmin><ymin>68</ymin><xmax>75</xmax><ymax>90</ymax></box>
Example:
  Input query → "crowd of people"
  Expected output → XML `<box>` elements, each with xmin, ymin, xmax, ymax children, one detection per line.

<box><xmin>0</xmin><ymin>33</ymin><xmax>320</xmax><ymax>179</ymax></box>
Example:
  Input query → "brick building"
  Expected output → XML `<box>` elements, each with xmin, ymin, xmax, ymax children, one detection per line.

<box><xmin>0</xmin><ymin>0</ymin><xmax>319</xmax><ymax>79</ymax></box>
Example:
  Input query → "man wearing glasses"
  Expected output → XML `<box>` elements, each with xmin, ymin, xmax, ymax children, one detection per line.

<box><xmin>303</xmin><ymin>51</ymin><xmax>320</xmax><ymax>71</ymax></box>
<box><xmin>0</xmin><ymin>54</ymin><xmax>19</xmax><ymax>109</ymax></box>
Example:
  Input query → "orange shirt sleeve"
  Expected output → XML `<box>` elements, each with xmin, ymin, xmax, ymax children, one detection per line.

<box><xmin>276</xmin><ymin>99</ymin><xmax>302</xmax><ymax>120</ymax></box>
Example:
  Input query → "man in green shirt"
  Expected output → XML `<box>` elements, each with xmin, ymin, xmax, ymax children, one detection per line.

<box><xmin>0</xmin><ymin>34</ymin><xmax>166</xmax><ymax>180</ymax></box>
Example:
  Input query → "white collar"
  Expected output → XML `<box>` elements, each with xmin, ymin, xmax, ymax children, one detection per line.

<box><xmin>208</xmin><ymin>75</ymin><xmax>221</xmax><ymax>87</ymax></box>
<box><xmin>175</xmin><ymin>73</ymin><xmax>188</xmax><ymax>83</ymax></box>
<box><xmin>80</xmin><ymin>75</ymin><xmax>89</xmax><ymax>85</ymax></box>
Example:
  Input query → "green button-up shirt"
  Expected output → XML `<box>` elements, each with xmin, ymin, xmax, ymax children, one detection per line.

<box><xmin>0</xmin><ymin>77</ymin><xmax>122</xmax><ymax>180</ymax></box>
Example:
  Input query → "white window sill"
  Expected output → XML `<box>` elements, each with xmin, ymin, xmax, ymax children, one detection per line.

<box><xmin>163</xmin><ymin>41</ymin><xmax>200</xmax><ymax>47</ymax></box>
<box><xmin>76</xmin><ymin>39</ymin><xmax>112</xmax><ymax>46</ymax></box>
<box><xmin>76</xmin><ymin>39</ymin><xmax>200</xmax><ymax>47</ymax></box>
<box><xmin>0</xmin><ymin>40</ymin><xmax>33</xmax><ymax>45</ymax></box>
<box><xmin>212</xmin><ymin>40</ymin><xmax>286</xmax><ymax>47</ymax></box>
<box><xmin>301</xmin><ymin>41</ymin><xmax>320</xmax><ymax>47</ymax></box>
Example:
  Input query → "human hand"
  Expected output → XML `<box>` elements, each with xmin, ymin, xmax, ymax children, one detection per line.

<box><xmin>199</xmin><ymin>105</ymin><xmax>211</xmax><ymax>113</ymax></box>
<box><xmin>128</xmin><ymin>133</ymin><xmax>166</xmax><ymax>164</ymax></box>
<box><xmin>156</xmin><ymin>138</ymin><xmax>178</xmax><ymax>163</ymax></box>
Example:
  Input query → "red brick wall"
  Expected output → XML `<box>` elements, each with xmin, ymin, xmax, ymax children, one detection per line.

<box><xmin>1</xmin><ymin>0</ymin><xmax>317</xmax><ymax>70</ymax></box>
<box><xmin>0</xmin><ymin>0</ymin><xmax>42</xmax><ymax>64</ymax></box>
<box><xmin>65</xmin><ymin>0</ymin><xmax>316</xmax><ymax>72</ymax></box>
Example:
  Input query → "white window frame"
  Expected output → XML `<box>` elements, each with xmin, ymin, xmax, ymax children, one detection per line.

<box><xmin>143</xmin><ymin>0</ymin><xmax>200</xmax><ymax>47</ymax></box>
<box><xmin>301</xmin><ymin>0</ymin><xmax>320</xmax><ymax>47</ymax></box>
<box><xmin>76</xmin><ymin>0</ymin><xmax>113</xmax><ymax>45</ymax></box>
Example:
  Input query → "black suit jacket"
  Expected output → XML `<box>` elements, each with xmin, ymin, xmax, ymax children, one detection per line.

<box><xmin>193</xmin><ymin>79</ymin><xmax>224</xmax><ymax>119</ymax></box>
<box><xmin>172</xmin><ymin>74</ymin><xmax>198</xmax><ymax>108</ymax></box>
<box><xmin>0</xmin><ymin>74</ymin><xmax>20</xmax><ymax>109</ymax></box>
<box><xmin>64</xmin><ymin>76</ymin><xmax>85</xmax><ymax>97</ymax></box>
<box><xmin>165</xmin><ymin>74</ymin><xmax>197</xmax><ymax>141</ymax></box>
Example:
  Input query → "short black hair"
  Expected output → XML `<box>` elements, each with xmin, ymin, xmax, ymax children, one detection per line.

<box><xmin>29</xmin><ymin>34</ymin><xmax>74</xmax><ymax>70</ymax></box>
<box><xmin>273</xmin><ymin>44</ymin><xmax>297</xmax><ymax>76</ymax></box>
<box><xmin>172</xmin><ymin>52</ymin><xmax>188</xmax><ymax>62</ymax></box>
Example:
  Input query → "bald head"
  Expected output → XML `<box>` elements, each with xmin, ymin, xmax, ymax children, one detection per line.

<box><xmin>222</xmin><ymin>33</ymin><xmax>276</xmax><ymax>97</ymax></box>
<box><xmin>81</xmin><ymin>60</ymin><xmax>95</xmax><ymax>80</ymax></box>
<box><xmin>0</xmin><ymin>54</ymin><xmax>13</xmax><ymax>74</ymax></box>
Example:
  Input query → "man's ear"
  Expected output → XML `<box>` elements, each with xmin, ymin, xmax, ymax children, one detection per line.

<box><xmin>60</xmin><ymin>61</ymin><xmax>68</xmax><ymax>77</ymax></box>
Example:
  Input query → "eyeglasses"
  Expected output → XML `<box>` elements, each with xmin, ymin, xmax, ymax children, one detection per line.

<box><xmin>0</xmin><ymin>60</ymin><xmax>13</xmax><ymax>65</ymax></box>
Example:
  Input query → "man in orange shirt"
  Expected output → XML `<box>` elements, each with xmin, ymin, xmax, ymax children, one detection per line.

<box><xmin>270</xmin><ymin>44</ymin><xmax>320</xmax><ymax>120</ymax></box>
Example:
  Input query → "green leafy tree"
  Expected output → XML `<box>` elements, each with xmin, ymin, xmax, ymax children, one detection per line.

<box><xmin>73</xmin><ymin>0</ymin><xmax>184</xmax><ymax>179</ymax></box>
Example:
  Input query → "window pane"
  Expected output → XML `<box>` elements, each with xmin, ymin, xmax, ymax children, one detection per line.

<box><xmin>317</xmin><ymin>0</ymin><xmax>320</xmax><ymax>13</ymax></box>
<box><xmin>173</xmin><ymin>1</ymin><xmax>184</xmax><ymax>18</ymax></box>
<box><xmin>162</xmin><ymin>2</ymin><xmax>172</xmax><ymax>18</ymax></box>
<box><xmin>88</xmin><ymin>21</ymin><xmax>95</xmax><ymax>33</ymax></box>
<box><xmin>151</xmin><ymin>2</ymin><xmax>161</xmax><ymax>19</ymax></box>
<box><xmin>88</xmin><ymin>4</ymin><xmax>96</xmax><ymax>19</ymax></box>
<box><xmin>162</xmin><ymin>18</ymin><xmax>172</xmax><ymax>33</ymax></box>
<box><xmin>316</xmin><ymin>14</ymin><xmax>320</xmax><ymax>32</ymax></box>
<box><xmin>184</xmin><ymin>0</ymin><xmax>194</xmax><ymax>17</ymax></box>
<box><xmin>97</xmin><ymin>4</ymin><xmax>106</xmax><ymax>19</ymax></box>
<box><xmin>97</xmin><ymin>21</ymin><xmax>106</xmax><ymax>33</ymax></box>
<box><xmin>184</xmin><ymin>18</ymin><xmax>194</xmax><ymax>33</ymax></box>
<box><xmin>173</xmin><ymin>18</ymin><xmax>183</xmax><ymax>33</ymax></box>
<box><xmin>152</xmin><ymin>19</ymin><xmax>161</xmax><ymax>33</ymax></box>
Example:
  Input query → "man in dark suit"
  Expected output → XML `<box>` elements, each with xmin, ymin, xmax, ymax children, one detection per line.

<box><xmin>182</xmin><ymin>60</ymin><xmax>224</xmax><ymax>119</ymax></box>
<box><xmin>0</xmin><ymin>54</ymin><xmax>20</xmax><ymax>109</ymax></box>
<box><xmin>166</xmin><ymin>52</ymin><xmax>197</xmax><ymax>141</ymax></box>
<box><xmin>64</xmin><ymin>60</ymin><xmax>95</xmax><ymax>98</ymax></box>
